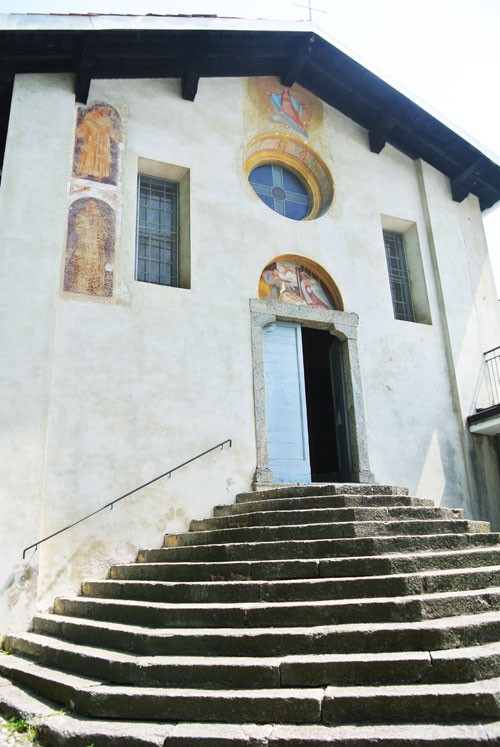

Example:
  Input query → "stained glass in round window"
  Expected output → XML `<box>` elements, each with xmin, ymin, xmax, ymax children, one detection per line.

<box><xmin>249</xmin><ymin>164</ymin><xmax>311</xmax><ymax>221</ymax></box>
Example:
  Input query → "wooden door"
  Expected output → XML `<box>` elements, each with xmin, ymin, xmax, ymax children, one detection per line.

<box><xmin>262</xmin><ymin>322</ymin><xmax>311</xmax><ymax>483</ymax></box>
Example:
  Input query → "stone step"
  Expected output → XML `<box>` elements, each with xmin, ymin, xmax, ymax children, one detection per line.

<box><xmin>112</xmin><ymin>546</ymin><xmax>500</xmax><ymax>583</ymax></box>
<box><xmin>4</xmin><ymin>670</ymin><xmax>497</xmax><ymax>745</ymax></box>
<box><xmin>6</xmin><ymin>633</ymin><xmax>500</xmax><ymax>689</ymax></box>
<box><xmin>213</xmin><ymin>494</ymin><xmax>435</xmax><ymax>517</ymax></box>
<box><xmin>4</xmin><ymin>481</ymin><xmax>500</xmax><ymax>744</ymax></box>
<box><xmin>83</xmin><ymin>566</ymin><xmax>500</xmax><ymax>605</ymax></box>
<box><xmin>2</xmin><ymin>654</ymin><xmax>499</xmax><ymax>725</ymax></box>
<box><xmin>258</xmin><ymin>722</ymin><xmax>500</xmax><ymax>746</ymax></box>
<box><xmin>318</xmin><ymin>547</ymin><xmax>500</xmax><ymax>578</ymax></box>
<box><xmin>322</xmin><ymin>678</ymin><xmax>500</xmax><ymax>724</ymax></box>
<box><xmin>31</xmin><ymin>716</ymin><xmax>500</xmax><ymax>747</ymax></box>
<box><xmin>111</xmin><ymin>557</ymin><xmax>322</xmax><ymax>582</ymax></box>
<box><xmin>2</xmin><ymin>636</ymin><xmax>281</xmax><ymax>689</ymax></box>
<box><xmin>164</xmin><ymin>520</ymin><xmax>490</xmax><ymax>549</ymax></box>
<box><xmin>31</xmin><ymin>607</ymin><xmax>500</xmax><ymax>656</ymax></box>
<box><xmin>191</xmin><ymin>506</ymin><xmax>463</xmax><ymax>532</ymax></box>
<box><xmin>282</xmin><ymin>641</ymin><xmax>500</xmax><ymax>687</ymax></box>
<box><xmin>140</xmin><ymin>531</ymin><xmax>500</xmax><ymax>564</ymax></box>
<box><xmin>0</xmin><ymin>656</ymin><xmax>324</xmax><ymax>724</ymax></box>
<box><xmin>234</xmin><ymin>484</ymin><xmax>409</xmax><ymax>504</ymax></box>
<box><xmin>54</xmin><ymin>586</ymin><xmax>500</xmax><ymax>630</ymax></box>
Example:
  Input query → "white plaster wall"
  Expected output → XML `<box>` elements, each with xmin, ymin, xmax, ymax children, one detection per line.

<box><xmin>418</xmin><ymin>163</ymin><xmax>499</xmax><ymax>414</ymax></box>
<box><xmin>416</xmin><ymin>161</ymin><xmax>500</xmax><ymax>524</ymax></box>
<box><xmin>0</xmin><ymin>74</ymin><xmax>76</xmax><ymax>634</ymax></box>
<box><xmin>1</xmin><ymin>74</ymin><xmax>499</xmax><ymax>635</ymax></box>
<box><xmin>311</xmin><ymin>107</ymin><xmax>471</xmax><ymax>511</ymax></box>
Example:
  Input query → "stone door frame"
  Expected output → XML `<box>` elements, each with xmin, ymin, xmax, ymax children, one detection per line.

<box><xmin>250</xmin><ymin>298</ymin><xmax>374</xmax><ymax>487</ymax></box>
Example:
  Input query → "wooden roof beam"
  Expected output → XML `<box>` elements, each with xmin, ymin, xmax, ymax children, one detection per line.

<box><xmin>181</xmin><ymin>33</ymin><xmax>209</xmax><ymax>101</ymax></box>
<box><xmin>451</xmin><ymin>156</ymin><xmax>486</xmax><ymax>203</ymax></box>
<box><xmin>181</xmin><ymin>68</ymin><xmax>199</xmax><ymax>101</ymax></box>
<box><xmin>75</xmin><ymin>59</ymin><xmax>92</xmax><ymax>104</ymax></box>
<box><xmin>280</xmin><ymin>34</ymin><xmax>315</xmax><ymax>88</ymax></box>
<box><xmin>75</xmin><ymin>34</ymin><xmax>98</xmax><ymax>104</ymax></box>
<box><xmin>368</xmin><ymin>102</ymin><xmax>410</xmax><ymax>154</ymax></box>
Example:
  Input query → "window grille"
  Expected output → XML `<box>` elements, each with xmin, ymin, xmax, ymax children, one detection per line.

<box><xmin>383</xmin><ymin>229</ymin><xmax>416</xmax><ymax>322</ymax></box>
<box><xmin>136</xmin><ymin>174</ymin><xmax>179</xmax><ymax>286</ymax></box>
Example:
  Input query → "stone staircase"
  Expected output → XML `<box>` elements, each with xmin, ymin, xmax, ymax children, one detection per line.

<box><xmin>2</xmin><ymin>482</ymin><xmax>500</xmax><ymax>745</ymax></box>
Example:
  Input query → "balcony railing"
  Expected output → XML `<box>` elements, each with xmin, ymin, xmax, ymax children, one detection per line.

<box><xmin>483</xmin><ymin>346</ymin><xmax>500</xmax><ymax>408</ymax></box>
<box><xmin>467</xmin><ymin>346</ymin><xmax>500</xmax><ymax>436</ymax></box>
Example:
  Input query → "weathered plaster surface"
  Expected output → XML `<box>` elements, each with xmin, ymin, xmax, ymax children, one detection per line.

<box><xmin>0</xmin><ymin>74</ymin><xmax>77</xmax><ymax>635</ymax></box>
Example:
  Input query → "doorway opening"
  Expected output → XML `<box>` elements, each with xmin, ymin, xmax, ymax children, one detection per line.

<box><xmin>251</xmin><ymin>297</ymin><xmax>372</xmax><ymax>487</ymax></box>
<box><xmin>302</xmin><ymin>327</ymin><xmax>352</xmax><ymax>482</ymax></box>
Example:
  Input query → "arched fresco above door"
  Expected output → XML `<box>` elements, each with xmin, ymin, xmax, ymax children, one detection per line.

<box><xmin>258</xmin><ymin>256</ymin><xmax>343</xmax><ymax>311</ymax></box>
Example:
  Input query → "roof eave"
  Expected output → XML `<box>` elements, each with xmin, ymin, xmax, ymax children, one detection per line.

<box><xmin>0</xmin><ymin>15</ymin><xmax>499</xmax><ymax>210</ymax></box>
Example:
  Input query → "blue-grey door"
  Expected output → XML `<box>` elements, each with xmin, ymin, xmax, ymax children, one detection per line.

<box><xmin>262</xmin><ymin>322</ymin><xmax>311</xmax><ymax>483</ymax></box>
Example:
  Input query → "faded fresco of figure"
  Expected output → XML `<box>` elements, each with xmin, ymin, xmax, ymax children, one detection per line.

<box><xmin>73</xmin><ymin>104</ymin><xmax>122</xmax><ymax>185</ymax></box>
<box><xmin>249</xmin><ymin>78</ymin><xmax>322</xmax><ymax>138</ymax></box>
<box><xmin>64</xmin><ymin>198</ymin><xmax>115</xmax><ymax>297</ymax></box>
<box><xmin>269</xmin><ymin>89</ymin><xmax>308</xmax><ymax>137</ymax></box>
<box><xmin>299</xmin><ymin>272</ymin><xmax>332</xmax><ymax>309</ymax></box>
<box><xmin>262</xmin><ymin>268</ymin><xmax>282</xmax><ymax>300</ymax></box>
<box><xmin>259</xmin><ymin>261</ymin><xmax>334</xmax><ymax>309</ymax></box>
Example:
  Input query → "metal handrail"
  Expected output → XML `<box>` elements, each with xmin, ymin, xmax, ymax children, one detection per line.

<box><xmin>22</xmin><ymin>439</ymin><xmax>232</xmax><ymax>559</ymax></box>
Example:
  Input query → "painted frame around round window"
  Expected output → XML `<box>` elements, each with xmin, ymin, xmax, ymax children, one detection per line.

<box><xmin>244</xmin><ymin>134</ymin><xmax>334</xmax><ymax>221</ymax></box>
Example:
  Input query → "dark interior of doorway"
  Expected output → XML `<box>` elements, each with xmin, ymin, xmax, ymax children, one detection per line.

<box><xmin>301</xmin><ymin>327</ymin><xmax>351</xmax><ymax>482</ymax></box>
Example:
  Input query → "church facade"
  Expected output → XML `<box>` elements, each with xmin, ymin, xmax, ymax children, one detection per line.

<box><xmin>0</xmin><ymin>14</ymin><xmax>499</xmax><ymax>636</ymax></box>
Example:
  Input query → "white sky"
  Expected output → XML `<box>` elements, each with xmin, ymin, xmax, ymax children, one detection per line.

<box><xmin>1</xmin><ymin>0</ymin><xmax>500</xmax><ymax>295</ymax></box>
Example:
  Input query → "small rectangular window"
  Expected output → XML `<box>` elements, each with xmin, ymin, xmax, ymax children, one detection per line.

<box><xmin>383</xmin><ymin>229</ymin><xmax>416</xmax><ymax>322</ymax></box>
<box><xmin>136</xmin><ymin>174</ymin><xmax>179</xmax><ymax>287</ymax></box>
